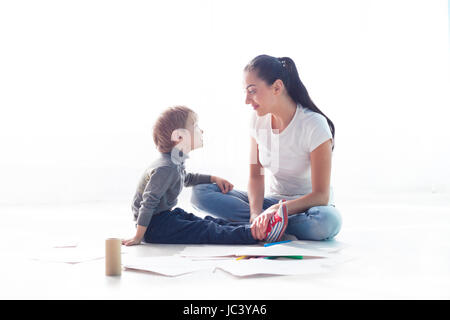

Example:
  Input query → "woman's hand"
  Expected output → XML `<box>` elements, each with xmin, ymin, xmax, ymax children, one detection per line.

<box><xmin>250</xmin><ymin>204</ymin><xmax>280</xmax><ymax>240</ymax></box>
<box><xmin>249</xmin><ymin>213</ymin><xmax>260</xmax><ymax>224</ymax></box>
<box><xmin>211</xmin><ymin>176</ymin><xmax>234</xmax><ymax>193</ymax></box>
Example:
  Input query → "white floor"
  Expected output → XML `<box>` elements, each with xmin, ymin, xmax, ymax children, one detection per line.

<box><xmin>1</xmin><ymin>191</ymin><xmax>449</xmax><ymax>299</ymax></box>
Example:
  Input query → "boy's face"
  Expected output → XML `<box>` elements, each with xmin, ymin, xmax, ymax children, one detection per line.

<box><xmin>185</xmin><ymin>112</ymin><xmax>203</xmax><ymax>151</ymax></box>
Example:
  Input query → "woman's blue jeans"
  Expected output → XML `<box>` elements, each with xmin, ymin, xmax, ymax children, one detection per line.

<box><xmin>191</xmin><ymin>184</ymin><xmax>342</xmax><ymax>241</ymax></box>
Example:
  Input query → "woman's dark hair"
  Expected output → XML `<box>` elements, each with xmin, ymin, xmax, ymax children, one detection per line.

<box><xmin>244</xmin><ymin>54</ymin><xmax>335</xmax><ymax>150</ymax></box>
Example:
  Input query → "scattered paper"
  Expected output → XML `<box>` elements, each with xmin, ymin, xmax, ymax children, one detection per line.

<box><xmin>31</xmin><ymin>239</ymin><xmax>134</xmax><ymax>264</ymax></box>
<box><xmin>31</xmin><ymin>246</ymin><xmax>105</xmax><ymax>264</ymax></box>
<box><xmin>213</xmin><ymin>258</ymin><xmax>330</xmax><ymax>277</ymax></box>
<box><xmin>123</xmin><ymin>256</ymin><xmax>217</xmax><ymax>277</ymax></box>
<box><xmin>30</xmin><ymin>240</ymin><xmax>352</xmax><ymax>277</ymax></box>
<box><xmin>179</xmin><ymin>241</ymin><xmax>334</xmax><ymax>258</ymax></box>
<box><xmin>122</xmin><ymin>255</ymin><xmax>333</xmax><ymax>277</ymax></box>
<box><xmin>285</xmin><ymin>240</ymin><xmax>349</xmax><ymax>253</ymax></box>
<box><xmin>52</xmin><ymin>242</ymin><xmax>79</xmax><ymax>249</ymax></box>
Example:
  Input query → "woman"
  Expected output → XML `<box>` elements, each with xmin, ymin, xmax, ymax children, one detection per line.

<box><xmin>191</xmin><ymin>54</ymin><xmax>342</xmax><ymax>241</ymax></box>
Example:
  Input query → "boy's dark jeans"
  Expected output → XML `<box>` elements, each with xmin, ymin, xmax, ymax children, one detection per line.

<box><xmin>144</xmin><ymin>207</ymin><xmax>258</xmax><ymax>244</ymax></box>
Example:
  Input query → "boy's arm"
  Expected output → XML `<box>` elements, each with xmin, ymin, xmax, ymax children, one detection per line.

<box><xmin>184</xmin><ymin>172</ymin><xmax>212</xmax><ymax>187</ymax></box>
<box><xmin>210</xmin><ymin>175</ymin><xmax>234</xmax><ymax>193</ymax></box>
<box><xmin>123</xmin><ymin>225</ymin><xmax>147</xmax><ymax>246</ymax></box>
<box><xmin>185</xmin><ymin>173</ymin><xmax>234</xmax><ymax>194</ymax></box>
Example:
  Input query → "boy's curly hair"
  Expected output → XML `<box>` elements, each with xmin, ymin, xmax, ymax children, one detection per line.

<box><xmin>153</xmin><ymin>105</ymin><xmax>194</xmax><ymax>153</ymax></box>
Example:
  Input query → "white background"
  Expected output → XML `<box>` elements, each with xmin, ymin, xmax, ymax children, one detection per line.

<box><xmin>1</xmin><ymin>0</ymin><xmax>449</xmax><ymax>205</ymax></box>
<box><xmin>0</xmin><ymin>1</ymin><xmax>449</xmax><ymax>301</ymax></box>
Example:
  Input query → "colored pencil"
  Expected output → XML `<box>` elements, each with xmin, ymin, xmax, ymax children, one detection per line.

<box><xmin>263</xmin><ymin>240</ymin><xmax>292</xmax><ymax>247</ymax></box>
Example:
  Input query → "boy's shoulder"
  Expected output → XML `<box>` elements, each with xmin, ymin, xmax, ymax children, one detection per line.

<box><xmin>144</xmin><ymin>153</ymin><xmax>178</xmax><ymax>175</ymax></box>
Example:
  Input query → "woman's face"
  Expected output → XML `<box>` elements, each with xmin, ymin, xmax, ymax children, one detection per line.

<box><xmin>243</xmin><ymin>70</ymin><xmax>276</xmax><ymax>116</ymax></box>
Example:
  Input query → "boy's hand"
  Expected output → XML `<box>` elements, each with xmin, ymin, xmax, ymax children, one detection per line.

<box><xmin>122</xmin><ymin>225</ymin><xmax>147</xmax><ymax>246</ymax></box>
<box><xmin>211</xmin><ymin>176</ymin><xmax>234</xmax><ymax>194</ymax></box>
<box><xmin>121</xmin><ymin>236</ymin><xmax>142</xmax><ymax>246</ymax></box>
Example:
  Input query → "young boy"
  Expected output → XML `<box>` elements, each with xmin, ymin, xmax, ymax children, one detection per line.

<box><xmin>122</xmin><ymin>106</ymin><xmax>288</xmax><ymax>246</ymax></box>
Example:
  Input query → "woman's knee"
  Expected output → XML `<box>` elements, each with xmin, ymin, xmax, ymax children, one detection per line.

<box><xmin>288</xmin><ymin>206</ymin><xmax>342</xmax><ymax>241</ymax></box>
<box><xmin>191</xmin><ymin>183</ymin><xmax>220</xmax><ymax>208</ymax></box>
<box><xmin>311</xmin><ymin>206</ymin><xmax>342</xmax><ymax>240</ymax></box>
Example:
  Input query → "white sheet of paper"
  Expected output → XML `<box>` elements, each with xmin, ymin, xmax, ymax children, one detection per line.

<box><xmin>31</xmin><ymin>247</ymin><xmax>105</xmax><ymax>264</ymax></box>
<box><xmin>123</xmin><ymin>256</ymin><xmax>217</xmax><ymax>277</ymax></box>
<box><xmin>52</xmin><ymin>242</ymin><xmax>79</xmax><ymax>248</ymax></box>
<box><xmin>31</xmin><ymin>239</ymin><xmax>135</xmax><ymax>264</ymax></box>
<box><xmin>122</xmin><ymin>247</ymin><xmax>353</xmax><ymax>277</ymax></box>
<box><xmin>213</xmin><ymin>258</ymin><xmax>330</xmax><ymax>277</ymax></box>
<box><xmin>122</xmin><ymin>255</ymin><xmax>332</xmax><ymax>277</ymax></box>
<box><xmin>284</xmin><ymin>240</ymin><xmax>349</xmax><ymax>253</ymax></box>
<box><xmin>179</xmin><ymin>241</ymin><xmax>333</xmax><ymax>258</ymax></box>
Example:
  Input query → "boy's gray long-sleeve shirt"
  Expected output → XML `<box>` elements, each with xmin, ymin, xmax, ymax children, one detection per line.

<box><xmin>132</xmin><ymin>149</ymin><xmax>211</xmax><ymax>227</ymax></box>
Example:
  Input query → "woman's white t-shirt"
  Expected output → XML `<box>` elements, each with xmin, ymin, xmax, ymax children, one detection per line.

<box><xmin>250</xmin><ymin>104</ymin><xmax>334</xmax><ymax>205</ymax></box>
